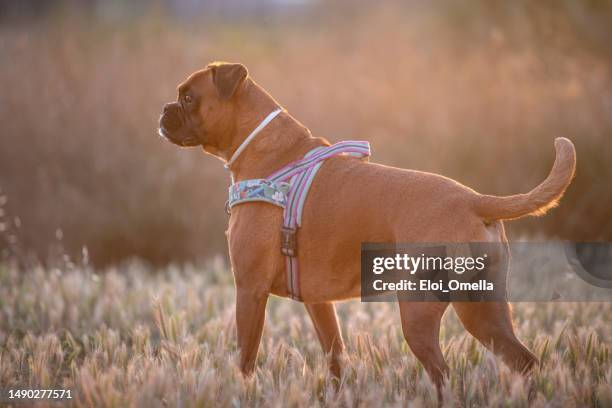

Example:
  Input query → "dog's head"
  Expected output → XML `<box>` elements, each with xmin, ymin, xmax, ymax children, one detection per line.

<box><xmin>158</xmin><ymin>62</ymin><xmax>250</xmax><ymax>155</ymax></box>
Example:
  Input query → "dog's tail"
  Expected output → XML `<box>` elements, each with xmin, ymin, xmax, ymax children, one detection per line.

<box><xmin>472</xmin><ymin>137</ymin><xmax>576</xmax><ymax>221</ymax></box>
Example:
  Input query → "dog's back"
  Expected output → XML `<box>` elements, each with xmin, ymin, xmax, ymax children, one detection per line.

<box><xmin>295</xmin><ymin>138</ymin><xmax>576</xmax><ymax>300</ymax></box>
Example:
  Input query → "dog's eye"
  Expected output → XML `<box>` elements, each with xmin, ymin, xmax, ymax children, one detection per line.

<box><xmin>184</xmin><ymin>94</ymin><xmax>193</xmax><ymax>104</ymax></box>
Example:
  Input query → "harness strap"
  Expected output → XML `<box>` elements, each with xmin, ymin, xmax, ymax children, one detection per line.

<box><xmin>227</xmin><ymin>141</ymin><xmax>371</xmax><ymax>301</ymax></box>
<box><xmin>269</xmin><ymin>141</ymin><xmax>370</xmax><ymax>301</ymax></box>
<box><xmin>267</xmin><ymin>141</ymin><xmax>371</xmax><ymax>182</ymax></box>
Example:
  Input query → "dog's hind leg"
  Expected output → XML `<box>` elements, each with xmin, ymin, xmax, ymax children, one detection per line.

<box><xmin>398</xmin><ymin>301</ymin><xmax>449</xmax><ymax>396</ymax></box>
<box><xmin>305</xmin><ymin>302</ymin><xmax>345</xmax><ymax>379</ymax></box>
<box><xmin>452</xmin><ymin>302</ymin><xmax>538</xmax><ymax>373</ymax></box>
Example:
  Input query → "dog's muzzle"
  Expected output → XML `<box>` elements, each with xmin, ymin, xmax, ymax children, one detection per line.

<box><xmin>159</xmin><ymin>103</ymin><xmax>184</xmax><ymax>135</ymax></box>
<box><xmin>158</xmin><ymin>103</ymin><xmax>200</xmax><ymax>146</ymax></box>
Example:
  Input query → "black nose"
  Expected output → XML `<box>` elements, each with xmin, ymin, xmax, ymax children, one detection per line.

<box><xmin>161</xmin><ymin>103</ymin><xmax>183</xmax><ymax>131</ymax></box>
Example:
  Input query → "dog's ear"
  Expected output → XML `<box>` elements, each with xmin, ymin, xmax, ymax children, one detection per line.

<box><xmin>210</xmin><ymin>62</ymin><xmax>248</xmax><ymax>100</ymax></box>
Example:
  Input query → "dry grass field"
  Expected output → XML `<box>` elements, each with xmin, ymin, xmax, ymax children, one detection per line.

<box><xmin>0</xmin><ymin>259</ymin><xmax>610</xmax><ymax>407</ymax></box>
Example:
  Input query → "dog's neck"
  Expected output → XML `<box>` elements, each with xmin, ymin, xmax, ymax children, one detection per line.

<box><xmin>225</xmin><ymin>85</ymin><xmax>328</xmax><ymax>182</ymax></box>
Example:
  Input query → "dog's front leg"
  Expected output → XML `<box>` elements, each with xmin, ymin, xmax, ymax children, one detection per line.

<box><xmin>235</xmin><ymin>287</ymin><xmax>269</xmax><ymax>375</ymax></box>
<box><xmin>305</xmin><ymin>302</ymin><xmax>345</xmax><ymax>379</ymax></box>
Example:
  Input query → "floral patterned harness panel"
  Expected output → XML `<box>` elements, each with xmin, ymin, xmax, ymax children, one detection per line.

<box><xmin>228</xmin><ymin>179</ymin><xmax>290</xmax><ymax>209</ymax></box>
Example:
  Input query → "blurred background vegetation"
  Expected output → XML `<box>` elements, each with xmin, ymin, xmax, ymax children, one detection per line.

<box><xmin>0</xmin><ymin>0</ymin><xmax>611</xmax><ymax>267</ymax></box>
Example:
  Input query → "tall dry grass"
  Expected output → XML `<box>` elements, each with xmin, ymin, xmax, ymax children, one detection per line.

<box><xmin>0</xmin><ymin>258</ymin><xmax>610</xmax><ymax>406</ymax></box>
<box><xmin>0</xmin><ymin>1</ymin><xmax>611</xmax><ymax>266</ymax></box>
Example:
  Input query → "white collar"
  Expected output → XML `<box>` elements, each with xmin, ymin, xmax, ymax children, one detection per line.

<box><xmin>224</xmin><ymin>108</ymin><xmax>283</xmax><ymax>170</ymax></box>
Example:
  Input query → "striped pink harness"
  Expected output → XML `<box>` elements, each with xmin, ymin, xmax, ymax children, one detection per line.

<box><xmin>226</xmin><ymin>110</ymin><xmax>370</xmax><ymax>301</ymax></box>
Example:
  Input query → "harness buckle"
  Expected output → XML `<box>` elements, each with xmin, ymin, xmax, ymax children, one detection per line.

<box><xmin>280</xmin><ymin>226</ymin><xmax>298</xmax><ymax>257</ymax></box>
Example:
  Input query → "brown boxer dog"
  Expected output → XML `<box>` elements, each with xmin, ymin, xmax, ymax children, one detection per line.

<box><xmin>158</xmin><ymin>62</ymin><xmax>576</xmax><ymax>392</ymax></box>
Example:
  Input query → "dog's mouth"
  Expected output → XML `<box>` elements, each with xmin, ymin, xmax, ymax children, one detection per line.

<box><xmin>158</xmin><ymin>127</ymin><xmax>171</xmax><ymax>141</ymax></box>
<box><xmin>158</xmin><ymin>127</ymin><xmax>200</xmax><ymax>147</ymax></box>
